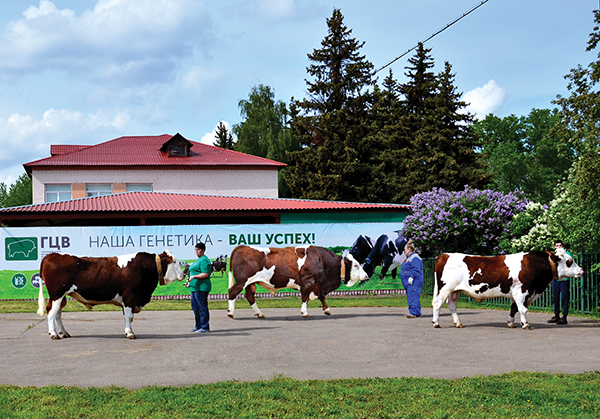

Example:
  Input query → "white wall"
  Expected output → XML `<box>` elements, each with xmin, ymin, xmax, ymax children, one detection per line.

<box><xmin>31</xmin><ymin>168</ymin><xmax>279</xmax><ymax>203</ymax></box>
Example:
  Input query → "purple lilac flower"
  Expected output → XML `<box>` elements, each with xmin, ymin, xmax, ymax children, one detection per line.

<box><xmin>402</xmin><ymin>186</ymin><xmax>530</xmax><ymax>256</ymax></box>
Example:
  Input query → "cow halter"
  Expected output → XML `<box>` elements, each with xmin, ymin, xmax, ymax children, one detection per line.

<box><xmin>155</xmin><ymin>255</ymin><xmax>165</xmax><ymax>285</ymax></box>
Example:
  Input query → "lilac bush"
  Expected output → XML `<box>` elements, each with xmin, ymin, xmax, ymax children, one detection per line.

<box><xmin>402</xmin><ymin>186</ymin><xmax>529</xmax><ymax>256</ymax></box>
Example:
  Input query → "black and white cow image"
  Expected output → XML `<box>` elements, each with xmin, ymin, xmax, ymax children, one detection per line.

<box><xmin>211</xmin><ymin>255</ymin><xmax>227</xmax><ymax>277</ymax></box>
<box><xmin>38</xmin><ymin>250</ymin><xmax>185</xmax><ymax>339</ymax></box>
<box><xmin>432</xmin><ymin>248</ymin><xmax>584</xmax><ymax>329</ymax></box>
<box><xmin>227</xmin><ymin>245</ymin><xmax>368</xmax><ymax>318</ymax></box>
<box><xmin>346</xmin><ymin>232</ymin><xmax>407</xmax><ymax>279</ymax></box>
<box><xmin>345</xmin><ymin>235</ymin><xmax>374</xmax><ymax>266</ymax></box>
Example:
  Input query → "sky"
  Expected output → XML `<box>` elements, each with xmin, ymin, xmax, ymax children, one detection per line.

<box><xmin>0</xmin><ymin>0</ymin><xmax>597</xmax><ymax>185</ymax></box>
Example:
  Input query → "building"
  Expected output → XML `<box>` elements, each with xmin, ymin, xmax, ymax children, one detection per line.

<box><xmin>24</xmin><ymin>133</ymin><xmax>285</xmax><ymax>204</ymax></box>
<box><xmin>4</xmin><ymin>132</ymin><xmax>411</xmax><ymax>227</ymax></box>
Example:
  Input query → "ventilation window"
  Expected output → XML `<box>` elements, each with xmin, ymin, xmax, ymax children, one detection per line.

<box><xmin>169</xmin><ymin>145</ymin><xmax>187</xmax><ymax>156</ymax></box>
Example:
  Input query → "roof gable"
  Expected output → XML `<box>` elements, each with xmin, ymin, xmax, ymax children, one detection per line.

<box><xmin>159</xmin><ymin>132</ymin><xmax>194</xmax><ymax>157</ymax></box>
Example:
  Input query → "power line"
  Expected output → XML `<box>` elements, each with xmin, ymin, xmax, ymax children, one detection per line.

<box><xmin>375</xmin><ymin>0</ymin><xmax>491</xmax><ymax>73</ymax></box>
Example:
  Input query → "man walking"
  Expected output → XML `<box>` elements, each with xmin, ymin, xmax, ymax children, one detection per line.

<box><xmin>548</xmin><ymin>240</ymin><xmax>572</xmax><ymax>325</ymax></box>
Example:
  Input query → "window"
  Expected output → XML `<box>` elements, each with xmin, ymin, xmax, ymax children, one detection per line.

<box><xmin>86</xmin><ymin>184</ymin><xmax>112</xmax><ymax>197</ymax></box>
<box><xmin>126</xmin><ymin>184</ymin><xmax>152</xmax><ymax>192</ymax></box>
<box><xmin>169</xmin><ymin>145</ymin><xmax>187</xmax><ymax>156</ymax></box>
<box><xmin>45</xmin><ymin>184</ymin><xmax>72</xmax><ymax>202</ymax></box>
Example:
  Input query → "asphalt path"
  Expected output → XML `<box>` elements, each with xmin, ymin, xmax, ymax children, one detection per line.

<box><xmin>1</xmin><ymin>306</ymin><xmax>599</xmax><ymax>388</ymax></box>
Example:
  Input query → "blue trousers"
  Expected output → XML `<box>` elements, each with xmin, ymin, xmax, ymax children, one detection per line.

<box><xmin>403</xmin><ymin>280</ymin><xmax>422</xmax><ymax>316</ymax></box>
<box><xmin>191</xmin><ymin>290</ymin><xmax>210</xmax><ymax>331</ymax></box>
<box><xmin>552</xmin><ymin>280</ymin><xmax>570</xmax><ymax>318</ymax></box>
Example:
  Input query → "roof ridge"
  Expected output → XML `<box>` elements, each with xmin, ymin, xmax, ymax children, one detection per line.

<box><xmin>188</xmin><ymin>140</ymin><xmax>285</xmax><ymax>165</ymax></box>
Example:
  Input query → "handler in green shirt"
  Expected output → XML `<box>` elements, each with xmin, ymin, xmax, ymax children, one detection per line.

<box><xmin>189</xmin><ymin>242</ymin><xmax>212</xmax><ymax>333</ymax></box>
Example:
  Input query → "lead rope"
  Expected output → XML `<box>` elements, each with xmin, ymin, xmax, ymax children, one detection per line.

<box><xmin>156</xmin><ymin>255</ymin><xmax>165</xmax><ymax>285</ymax></box>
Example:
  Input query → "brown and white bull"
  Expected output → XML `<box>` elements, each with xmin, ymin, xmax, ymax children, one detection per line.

<box><xmin>37</xmin><ymin>250</ymin><xmax>185</xmax><ymax>339</ymax></box>
<box><xmin>227</xmin><ymin>245</ymin><xmax>368</xmax><ymax>318</ymax></box>
<box><xmin>432</xmin><ymin>248</ymin><xmax>584</xmax><ymax>329</ymax></box>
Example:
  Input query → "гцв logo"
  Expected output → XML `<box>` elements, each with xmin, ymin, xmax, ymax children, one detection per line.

<box><xmin>5</xmin><ymin>237</ymin><xmax>38</xmax><ymax>261</ymax></box>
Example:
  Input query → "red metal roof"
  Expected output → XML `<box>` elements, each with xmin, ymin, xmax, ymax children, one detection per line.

<box><xmin>1</xmin><ymin>192</ymin><xmax>410</xmax><ymax>214</ymax></box>
<box><xmin>25</xmin><ymin>134</ymin><xmax>285</xmax><ymax>169</ymax></box>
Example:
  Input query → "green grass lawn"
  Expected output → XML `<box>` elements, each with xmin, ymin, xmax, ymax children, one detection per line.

<box><xmin>2</xmin><ymin>295</ymin><xmax>599</xmax><ymax>418</ymax></box>
<box><xmin>1</xmin><ymin>373</ymin><xmax>599</xmax><ymax>418</ymax></box>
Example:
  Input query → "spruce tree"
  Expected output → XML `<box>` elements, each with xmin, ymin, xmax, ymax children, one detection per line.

<box><xmin>213</xmin><ymin>121</ymin><xmax>235</xmax><ymax>150</ymax></box>
<box><xmin>430</xmin><ymin>61</ymin><xmax>487</xmax><ymax>190</ymax></box>
<box><xmin>285</xmin><ymin>8</ymin><xmax>375</xmax><ymax>201</ymax></box>
<box><xmin>389</xmin><ymin>44</ymin><xmax>486</xmax><ymax>202</ymax></box>
<box><xmin>393</xmin><ymin>43</ymin><xmax>439</xmax><ymax>202</ymax></box>
<box><xmin>363</xmin><ymin>70</ymin><xmax>408</xmax><ymax>203</ymax></box>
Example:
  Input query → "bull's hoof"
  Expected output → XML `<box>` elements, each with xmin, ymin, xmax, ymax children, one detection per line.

<box><xmin>59</xmin><ymin>332</ymin><xmax>71</xmax><ymax>338</ymax></box>
<box><xmin>50</xmin><ymin>334</ymin><xmax>60</xmax><ymax>340</ymax></box>
<box><xmin>302</xmin><ymin>314</ymin><xmax>309</xmax><ymax>318</ymax></box>
<box><xmin>127</xmin><ymin>334</ymin><xmax>136</xmax><ymax>339</ymax></box>
<box><xmin>255</xmin><ymin>313</ymin><xmax>265</xmax><ymax>318</ymax></box>
<box><xmin>455</xmin><ymin>324</ymin><xmax>464</xmax><ymax>329</ymax></box>
<box><xmin>227</xmin><ymin>312</ymin><xmax>234</xmax><ymax>319</ymax></box>
<box><xmin>522</xmin><ymin>324</ymin><xmax>532</xmax><ymax>330</ymax></box>
<box><xmin>507</xmin><ymin>323</ymin><xmax>517</xmax><ymax>329</ymax></box>
<box><xmin>323</xmin><ymin>310</ymin><xmax>331</xmax><ymax>316</ymax></box>
<box><xmin>433</xmin><ymin>324</ymin><xmax>441</xmax><ymax>328</ymax></box>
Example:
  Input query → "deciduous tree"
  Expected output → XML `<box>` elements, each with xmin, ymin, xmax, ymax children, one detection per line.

<box><xmin>473</xmin><ymin>108</ymin><xmax>574</xmax><ymax>204</ymax></box>
<box><xmin>0</xmin><ymin>173</ymin><xmax>32</xmax><ymax>208</ymax></box>
<box><xmin>509</xmin><ymin>10</ymin><xmax>600</xmax><ymax>254</ymax></box>
<box><xmin>233</xmin><ymin>84</ymin><xmax>297</xmax><ymax>163</ymax></box>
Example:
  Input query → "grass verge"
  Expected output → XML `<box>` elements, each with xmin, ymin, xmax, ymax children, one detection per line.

<box><xmin>1</xmin><ymin>372</ymin><xmax>599</xmax><ymax>418</ymax></box>
<box><xmin>0</xmin><ymin>294</ymin><xmax>566</xmax><ymax>315</ymax></box>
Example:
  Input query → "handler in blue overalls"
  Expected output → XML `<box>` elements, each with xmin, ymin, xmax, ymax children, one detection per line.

<box><xmin>400</xmin><ymin>241</ymin><xmax>423</xmax><ymax>318</ymax></box>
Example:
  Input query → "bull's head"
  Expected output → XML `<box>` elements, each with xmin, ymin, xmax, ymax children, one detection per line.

<box><xmin>553</xmin><ymin>248</ymin><xmax>584</xmax><ymax>279</ymax></box>
<box><xmin>343</xmin><ymin>253</ymin><xmax>369</xmax><ymax>286</ymax></box>
<box><xmin>159</xmin><ymin>250</ymin><xmax>186</xmax><ymax>285</ymax></box>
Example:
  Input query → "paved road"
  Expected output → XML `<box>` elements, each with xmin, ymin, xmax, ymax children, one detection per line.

<box><xmin>1</xmin><ymin>306</ymin><xmax>599</xmax><ymax>388</ymax></box>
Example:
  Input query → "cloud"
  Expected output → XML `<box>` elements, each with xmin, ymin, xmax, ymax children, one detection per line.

<box><xmin>182</xmin><ymin>66</ymin><xmax>226</xmax><ymax>94</ymax></box>
<box><xmin>0</xmin><ymin>107</ymin><xmax>131</xmax><ymax>183</ymax></box>
<box><xmin>0</xmin><ymin>0</ymin><xmax>214</xmax><ymax>87</ymax></box>
<box><xmin>231</xmin><ymin>0</ymin><xmax>324</xmax><ymax>23</ymax></box>
<box><xmin>462</xmin><ymin>80</ymin><xmax>507</xmax><ymax>119</ymax></box>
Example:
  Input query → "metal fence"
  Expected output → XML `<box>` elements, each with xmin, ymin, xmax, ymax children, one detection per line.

<box><xmin>422</xmin><ymin>253</ymin><xmax>600</xmax><ymax>315</ymax></box>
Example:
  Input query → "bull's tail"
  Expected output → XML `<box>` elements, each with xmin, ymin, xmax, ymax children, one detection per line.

<box><xmin>228</xmin><ymin>269</ymin><xmax>234</xmax><ymax>291</ymax></box>
<box><xmin>433</xmin><ymin>269</ymin><xmax>439</xmax><ymax>298</ymax></box>
<box><xmin>37</xmin><ymin>274</ymin><xmax>46</xmax><ymax>316</ymax></box>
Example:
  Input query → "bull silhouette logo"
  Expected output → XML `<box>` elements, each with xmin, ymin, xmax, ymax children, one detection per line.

<box><xmin>5</xmin><ymin>237</ymin><xmax>38</xmax><ymax>261</ymax></box>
